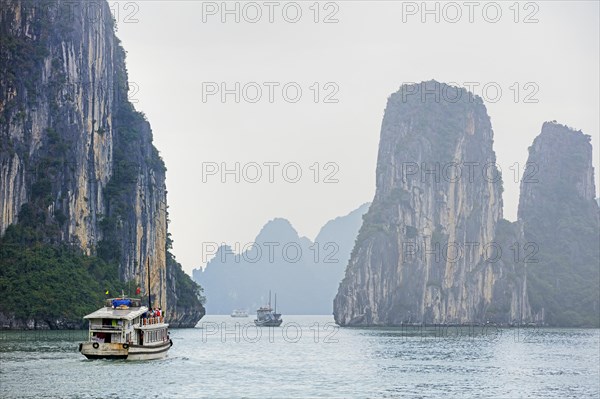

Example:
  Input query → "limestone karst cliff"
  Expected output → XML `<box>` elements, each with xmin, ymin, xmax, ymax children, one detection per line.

<box><xmin>518</xmin><ymin>122</ymin><xmax>600</xmax><ymax>327</ymax></box>
<box><xmin>0</xmin><ymin>0</ymin><xmax>204</xmax><ymax>327</ymax></box>
<box><xmin>334</xmin><ymin>81</ymin><xmax>531</xmax><ymax>326</ymax></box>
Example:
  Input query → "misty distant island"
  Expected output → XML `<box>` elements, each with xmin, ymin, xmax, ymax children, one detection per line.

<box><xmin>193</xmin><ymin>204</ymin><xmax>369</xmax><ymax>315</ymax></box>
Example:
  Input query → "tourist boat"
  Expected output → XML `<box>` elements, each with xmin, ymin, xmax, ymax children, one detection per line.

<box><xmin>78</xmin><ymin>297</ymin><xmax>172</xmax><ymax>360</ymax></box>
<box><xmin>254</xmin><ymin>291</ymin><xmax>283</xmax><ymax>327</ymax></box>
<box><xmin>231</xmin><ymin>309</ymin><xmax>249</xmax><ymax>318</ymax></box>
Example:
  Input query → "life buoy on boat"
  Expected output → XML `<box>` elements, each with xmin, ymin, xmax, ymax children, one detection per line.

<box><xmin>122</xmin><ymin>343</ymin><xmax>129</xmax><ymax>349</ymax></box>
<box><xmin>92</xmin><ymin>342</ymin><xmax>99</xmax><ymax>349</ymax></box>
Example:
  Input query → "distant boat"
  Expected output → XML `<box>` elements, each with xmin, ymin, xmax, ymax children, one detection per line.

<box><xmin>231</xmin><ymin>309</ymin><xmax>248</xmax><ymax>318</ymax></box>
<box><xmin>79</xmin><ymin>297</ymin><xmax>172</xmax><ymax>360</ymax></box>
<box><xmin>254</xmin><ymin>291</ymin><xmax>283</xmax><ymax>327</ymax></box>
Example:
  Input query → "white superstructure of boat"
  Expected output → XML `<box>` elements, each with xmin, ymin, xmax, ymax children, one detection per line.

<box><xmin>231</xmin><ymin>309</ymin><xmax>249</xmax><ymax>317</ymax></box>
<box><xmin>79</xmin><ymin>297</ymin><xmax>172</xmax><ymax>360</ymax></box>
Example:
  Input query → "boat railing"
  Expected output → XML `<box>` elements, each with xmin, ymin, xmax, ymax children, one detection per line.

<box><xmin>89</xmin><ymin>324</ymin><xmax>122</xmax><ymax>331</ymax></box>
<box><xmin>141</xmin><ymin>316</ymin><xmax>164</xmax><ymax>326</ymax></box>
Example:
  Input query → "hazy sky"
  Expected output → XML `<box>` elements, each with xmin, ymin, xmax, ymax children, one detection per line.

<box><xmin>111</xmin><ymin>1</ymin><xmax>599</xmax><ymax>275</ymax></box>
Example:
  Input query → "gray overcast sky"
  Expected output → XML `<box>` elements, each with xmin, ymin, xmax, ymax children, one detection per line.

<box><xmin>112</xmin><ymin>1</ymin><xmax>599</xmax><ymax>275</ymax></box>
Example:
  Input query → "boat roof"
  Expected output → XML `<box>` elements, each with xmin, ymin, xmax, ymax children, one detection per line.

<box><xmin>83</xmin><ymin>306</ymin><xmax>148</xmax><ymax>320</ymax></box>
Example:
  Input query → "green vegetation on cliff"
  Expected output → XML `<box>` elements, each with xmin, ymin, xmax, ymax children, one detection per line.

<box><xmin>166</xmin><ymin>240</ymin><xmax>206</xmax><ymax>324</ymax></box>
<box><xmin>0</xmin><ymin>223</ymin><xmax>131</xmax><ymax>325</ymax></box>
<box><xmin>0</xmin><ymin>208</ymin><xmax>205</xmax><ymax>327</ymax></box>
<box><xmin>524</xmin><ymin>195</ymin><xmax>599</xmax><ymax>327</ymax></box>
<box><xmin>520</xmin><ymin>122</ymin><xmax>600</xmax><ymax>327</ymax></box>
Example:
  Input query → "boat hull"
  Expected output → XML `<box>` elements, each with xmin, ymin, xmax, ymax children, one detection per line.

<box><xmin>79</xmin><ymin>340</ymin><xmax>172</xmax><ymax>360</ymax></box>
<box><xmin>254</xmin><ymin>319</ymin><xmax>283</xmax><ymax>327</ymax></box>
<box><xmin>126</xmin><ymin>340</ymin><xmax>172</xmax><ymax>361</ymax></box>
<box><xmin>79</xmin><ymin>342</ymin><xmax>128</xmax><ymax>359</ymax></box>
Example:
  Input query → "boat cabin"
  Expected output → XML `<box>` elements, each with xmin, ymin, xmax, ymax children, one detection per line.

<box><xmin>80</xmin><ymin>297</ymin><xmax>172</xmax><ymax>360</ymax></box>
<box><xmin>84</xmin><ymin>298</ymin><xmax>167</xmax><ymax>346</ymax></box>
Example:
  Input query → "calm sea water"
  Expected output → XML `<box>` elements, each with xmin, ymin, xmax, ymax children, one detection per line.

<box><xmin>0</xmin><ymin>315</ymin><xmax>598</xmax><ymax>398</ymax></box>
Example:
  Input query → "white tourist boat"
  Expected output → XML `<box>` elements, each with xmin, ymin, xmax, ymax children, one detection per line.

<box><xmin>79</xmin><ymin>297</ymin><xmax>172</xmax><ymax>360</ymax></box>
<box><xmin>230</xmin><ymin>309</ymin><xmax>249</xmax><ymax>318</ymax></box>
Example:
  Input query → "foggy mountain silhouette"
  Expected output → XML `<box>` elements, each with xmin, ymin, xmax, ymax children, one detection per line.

<box><xmin>193</xmin><ymin>203</ymin><xmax>370</xmax><ymax>314</ymax></box>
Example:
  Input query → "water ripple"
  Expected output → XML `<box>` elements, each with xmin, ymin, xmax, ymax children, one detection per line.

<box><xmin>1</xmin><ymin>317</ymin><xmax>598</xmax><ymax>398</ymax></box>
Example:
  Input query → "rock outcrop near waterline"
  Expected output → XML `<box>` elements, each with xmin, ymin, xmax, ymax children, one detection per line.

<box><xmin>334</xmin><ymin>81</ymin><xmax>531</xmax><ymax>326</ymax></box>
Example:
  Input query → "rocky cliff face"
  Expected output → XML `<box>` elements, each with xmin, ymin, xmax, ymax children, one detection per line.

<box><xmin>1</xmin><ymin>0</ymin><xmax>120</xmax><ymax>247</ymax></box>
<box><xmin>166</xmin><ymin>251</ymin><xmax>207</xmax><ymax>327</ymax></box>
<box><xmin>334</xmin><ymin>81</ymin><xmax>530</xmax><ymax>326</ymax></box>
<box><xmin>518</xmin><ymin>122</ymin><xmax>599</xmax><ymax>326</ymax></box>
<box><xmin>0</xmin><ymin>0</ymin><xmax>203</xmax><ymax>326</ymax></box>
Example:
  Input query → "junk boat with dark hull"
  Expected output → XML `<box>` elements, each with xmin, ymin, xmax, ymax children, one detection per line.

<box><xmin>79</xmin><ymin>297</ymin><xmax>172</xmax><ymax>360</ymax></box>
<box><xmin>254</xmin><ymin>291</ymin><xmax>283</xmax><ymax>327</ymax></box>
